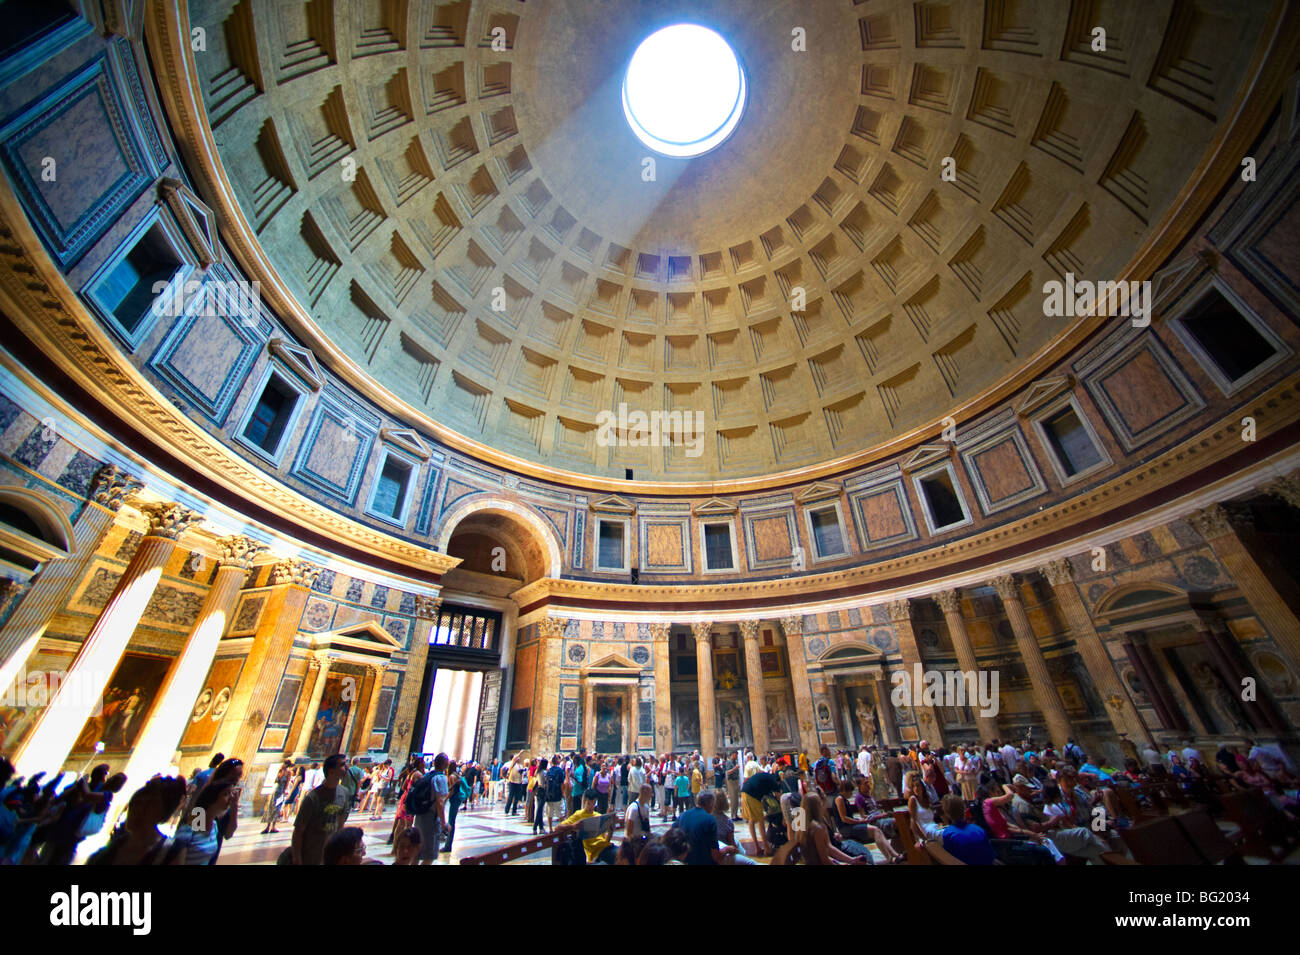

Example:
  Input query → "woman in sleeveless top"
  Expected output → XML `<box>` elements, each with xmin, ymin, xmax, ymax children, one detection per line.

<box><xmin>906</xmin><ymin>770</ymin><xmax>939</xmax><ymax>841</ymax></box>
<box><xmin>794</xmin><ymin>792</ymin><xmax>866</xmax><ymax>865</ymax></box>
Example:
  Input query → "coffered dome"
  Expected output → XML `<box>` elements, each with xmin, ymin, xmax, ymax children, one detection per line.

<box><xmin>195</xmin><ymin>0</ymin><xmax>1271</xmax><ymax>480</ymax></box>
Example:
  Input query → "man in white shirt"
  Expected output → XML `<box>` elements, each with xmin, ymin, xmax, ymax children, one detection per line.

<box><xmin>1140</xmin><ymin>744</ymin><xmax>1161</xmax><ymax>770</ymax></box>
<box><xmin>1000</xmin><ymin>741</ymin><xmax>1018</xmax><ymax>774</ymax></box>
<box><xmin>1246</xmin><ymin>739</ymin><xmax>1293</xmax><ymax>775</ymax></box>
<box><xmin>856</xmin><ymin>745</ymin><xmax>872</xmax><ymax>779</ymax></box>
<box><xmin>1181</xmin><ymin>740</ymin><xmax>1205</xmax><ymax>768</ymax></box>
<box><xmin>744</xmin><ymin>751</ymin><xmax>760</xmax><ymax>778</ymax></box>
<box><xmin>304</xmin><ymin>762</ymin><xmax>325</xmax><ymax>792</ymax></box>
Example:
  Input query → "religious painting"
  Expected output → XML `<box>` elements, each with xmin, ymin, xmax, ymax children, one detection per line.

<box><xmin>714</xmin><ymin>650</ymin><xmax>740</xmax><ymax>690</ymax></box>
<box><xmin>595</xmin><ymin>695</ymin><xmax>623</xmax><ymax>753</ymax></box>
<box><xmin>673</xmin><ymin>695</ymin><xmax>700</xmax><ymax>747</ymax></box>
<box><xmin>844</xmin><ymin>684</ymin><xmax>881</xmax><ymax>747</ymax></box>
<box><xmin>180</xmin><ymin>657</ymin><xmax>243</xmax><ymax>748</ymax></box>
<box><xmin>306</xmin><ymin>672</ymin><xmax>354</xmax><ymax>758</ymax></box>
<box><xmin>72</xmin><ymin>652</ymin><xmax>172</xmax><ymax>753</ymax></box>
<box><xmin>718</xmin><ymin>698</ymin><xmax>747</xmax><ymax>748</ymax></box>
<box><xmin>759</xmin><ymin>647</ymin><xmax>784</xmax><ymax>677</ymax></box>
<box><xmin>765</xmin><ymin>692</ymin><xmax>793</xmax><ymax>745</ymax></box>
<box><xmin>0</xmin><ymin>649</ymin><xmax>73</xmax><ymax>754</ymax></box>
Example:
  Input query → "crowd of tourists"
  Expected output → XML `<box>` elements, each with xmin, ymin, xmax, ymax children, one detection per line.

<box><xmin>1</xmin><ymin>734</ymin><xmax>1295</xmax><ymax>864</ymax></box>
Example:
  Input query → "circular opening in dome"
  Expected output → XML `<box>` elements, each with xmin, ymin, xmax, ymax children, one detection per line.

<box><xmin>622</xmin><ymin>24</ymin><xmax>746</xmax><ymax>158</ymax></box>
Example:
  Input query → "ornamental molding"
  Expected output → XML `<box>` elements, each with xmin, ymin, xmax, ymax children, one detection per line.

<box><xmin>89</xmin><ymin>465</ymin><xmax>143</xmax><ymax>512</ymax></box>
<box><xmin>270</xmin><ymin>559</ymin><xmax>322</xmax><ymax>588</ymax></box>
<box><xmin>217</xmin><ymin>535</ymin><xmax>268</xmax><ymax>569</ymax></box>
<box><xmin>137</xmin><ymin>502</ymin><xmax>203</xmax><ymax>540</ymax></box>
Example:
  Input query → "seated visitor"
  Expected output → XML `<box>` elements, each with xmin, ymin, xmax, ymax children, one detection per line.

<box><xmin>793</xmin><ymin>792</ymin><xmax>867</xmax><ymax>865</ymax></box>
<box><xmin>934</xmin><ymin>793</ymin><xmax>995</xmax><ymax>865</ymax></box>
<box><xmin>557</xmin><ymin>791</ymin><xmax>618</xmax><ymax>864</ymax></box>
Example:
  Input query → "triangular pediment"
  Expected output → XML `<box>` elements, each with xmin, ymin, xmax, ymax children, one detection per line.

<box><xmin>1013</xmin><ymin>375</ymin><xmax>1075</xmax><ymax>417</ymax></box>
<box><xmin>159</xmin><ymin>178</ymin><xmax>219</xmax><ymax>267</ymax></box>
<box><xmin>693</xmin><ymin>497</ymin><xmax>737</xmax><ymax>516</ymax></box>
<box><xmin>381</xmin><ymin>427</ymin><xmax>431</xmax><ymax>460</ymax></box>
<box><xmin>310</xmin><ymin>621</ymin><xmax>401</xmax><ymax>655</ymax></box>
<box><xmin>901</xmin><ymin>443</ymin><xmax>952</xmax><ymax>473</ymax></box>
<box><xmin>794</xmin><ymin>481</ymin><xmax>841</xmax><ymax>504</ymax></box>
<box><xmin>590</xmin><ymin>494</ymin><xmax>636</xmax><ymax>514</ymax></box>
<box><xmin>586</xmin><ymin>652</ymin><xmax>642</xmax><ymax>670</ymax></box>
<box><xmin>268</xmin><ymin>338</ymin><xmax>324</xmax><ymax>391</ymax></box>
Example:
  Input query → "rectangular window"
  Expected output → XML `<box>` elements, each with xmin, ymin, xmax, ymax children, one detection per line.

<box><xmin>1180</xmin><ymin>288</ymin><xmax>1278</xmax><ymax>384</ymax></box>
<box><xmin>597</xmin><ymin>520</ymin><xmax>625</xmax><ymax>570</ymax></box>
<box><xmin>703</xmin><ymin>523</ymin><xmax>734</xmax><ymax>570</ymax></box>
<box><xmin>1042</xmin><ymin>405</ymin><xmax>1103</xmax><ymax>478</ymax></box>
<box><xmin>98</xmin><ymin>224</ymin><xmax>183</xmax><ymax>336</ymax></box>
<box><xmin>242</xmin><ymin>374</ymin><xmax>299</xmax><ymax>454</ymax></box>
<box><xmin>809</xmin><ymin>508</ymin><xmax>846</xmax><ymax>558</ymax></box>
<box><xmin>371</xmin><ymin>455</ymin><xmax>413</xmax><ymax>521</ymax></box>
<box><xmin>919</xmin><ymin>470</ymin><xmax>966</xmax><ymax>530</ymax></box>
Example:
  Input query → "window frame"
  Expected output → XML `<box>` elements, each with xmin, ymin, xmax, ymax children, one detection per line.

<box><xmin>698</xmin><ymin>518</ymin><xmax>739</xmax><ymax>574</ymax></box>
<box><xmin>593</xmin><ymin>516</ymin><xmax>631</xmax><ymax>573</ymax></box>
<box><xmin>1028</xmin><ymin>393</ymin><xmax>1112</xmax><ymax>487</ymax></box>
<box><xmin>232</xmin><ymin>364</ymin><xmax>309</xmax><ymax>467</ymax></box>
<box><xmin>803</xmin><ymin>500</ymin><xmax>850</xmax><ymax>561</ymax></box>
<box><xmin>363</xmin><ymin>446</ymin><xmax>421</xmax><ymax>529</ymax></box>
<box><xmin>1169</xmin><ymin>276</ymin><xmax>1290</xmax><ymax>397</ymax></box>
<box><xmin>912</xmin><ymin>461</ymin><xmax>973</xmax><ymax>535</ymax></box>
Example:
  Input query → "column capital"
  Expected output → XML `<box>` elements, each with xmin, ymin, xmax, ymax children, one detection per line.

<box><xmin>648</xmin><ymin>621</ymin><xmax>672</xmax><ymax>642</ymax></box>
<box><xmin>217</xmin><ymin>536</ymin><xmax>268</xmax><ymax>570</ymax></box>
<box><xmin>779</xmin><ymin>615</ymin><xmax>803</xmax><ymax>637</ymax></box>
<box><xmin>1039</xmin><ymin>558</ymin><xmax>1074</xmax><ymax>587</ymax></box>
<box><xmin>137</xmin><ymin>502</ymin><xmax>203</xmax><ymax>540</ymax></box>
<box><xmin>414</xmin><ymin>595</ymin><xmax>441</xmax><ymax>620</ymax></box>
<box><xmin>991</xmin><ymin>575</ymin><xmax>1020</xmax><ymax>602</ymax></box>
<box><xmin>1188</xmin><ymin>503</ymin><xmax>1232</xmax><ymax>540</ymax></box>
<box><xmin>89</xmin><ymin>465</ymin><xmax>143</xmax><ymax>511</ymax></box>
<box><xmin>538</xmin><ymin>615</ymin><xmax>568</xmax><ymax>639</ymax></box>
<box><xmin>886</xmin><ymin>598</ymin><xmax>912</xmax><ymax>622</ymax></box>
<box><xmin>1263</xmin><ymin>475</ymin><xmax>1300</xmax><ymax>510</ymax></box>
<box><xmin>367</xmin><ymin>663</ymin><xmax>386</xmax><ymax>678</ymax></box>
<box><xmin>269</xmin><ymin>559</ymin><xmax>321</xmax><ymax>588</ymax></box>
<box><xmin>934</xmin><ymin>590</ymin><xmax>963</xmax><ymax>614</ymax></box>
<box><xmin>738</xmin><ymin>619</ymin><xmax>760</xmax><ymax>641</ymax></box>
<box><xmin>690</xmin><ymin>621</ymin><xmax>712</xmax><ymax>643</ymax></box>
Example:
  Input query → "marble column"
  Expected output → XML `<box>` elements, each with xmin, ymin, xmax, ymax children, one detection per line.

<box><xmin>778</xmin><ymin>616</ymin><xmax>819</xmax><ymax>754</ymax></box>
<box><xmin>531</xmin><ymin>615</ymin><xmax>566</xmax><ymax>754</ymax></box>
<box><xmin>1122</xmin><ymin>639</ymin><xmax>1175</xmax><ymax>733</ymax></box>
<box><xmin>649</xmin><ymin>622</ymin><xmax>672</xmax><ymax>755</ymax></box>
<box><xmin>121</xmin><ymin>536</ymin><xmax>265</xmax><ymax>785</ymax></box>
<box><xmin>627</xmin><ymin>682</ymin><xmax>640</xmax><ymax>753</ymax></box>
<box><xmin>992</xmin><ymin>575</ymin><xmax>1073</xmax><ymax>748</ymax></box>
<box><xmin>1189</xmin><ymin>503</ymin><xmax>1300</xmax><ymax>677</ymax></box>
<box><xmin>212</xmin><ymin>559</ymin><xmax>320</xmax><ymax>766</ymax></box>
<box><xmin>15</xmin><ymin>500</ymin><xmax>201</xmax><ymax>771</ymax></box>
<box><xmin>346</xmin><ymin>664</ymin><xmax>383</xmax><ymax>754</ymax></box>
<box><xmin>692</xmin><ymin>621</ymin><xmax>716</xmax><ymax>761</ymax></box>
<box><xmin>1039</xmin><ymin>558</ymin><xmax>1153</xmax><ymax>746</ymax></box>
<box><xmin>389</xmin><ymin>595</ymin><xmax>438</xmax><ymax>765</ymax></box>
<box><xmin>886</xmin><ymin>599</ymin><xmax>945</xmax><ymax>747</ymax></box>
<box><xmin>739</xmin><ymin>620</ymin><xmax>769</xmax><ymax>756</ymax></box>
<box><xmin>583</xmin><ymin>680</ymin><xmax>596</xmax><ymax>752</ymax></box>
<box><xmin>290</xmin><ymin>653</ymin><xmax>333</xmax><ymax>757</ymax></box>
<box><xmin>873</xmin><ymin>673</ymin><xmax>899</xmax><ymax>746</ymax></box>
<box><xmin>0</xmin><ymin>465</ymin><xmax>141</xmax><ymax>673</ymax></box>
<box><xmin>934</xmin><ymin>589</ymin><xmax>999</xmax><ymax>743</ymax></box>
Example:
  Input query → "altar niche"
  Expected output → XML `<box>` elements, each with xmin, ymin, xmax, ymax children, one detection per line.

<box><xmin>579</xmin><ymin>653</ymin><xmax>644</xmax><ymax>754</ymax></box>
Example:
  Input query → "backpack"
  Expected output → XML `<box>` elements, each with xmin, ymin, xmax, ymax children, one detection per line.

<box><xmin>546</xmin><ymin>769</ymin><xmax>564</xmax><ymax>802</ymax></box>
<box><xmin>407</xmin><ymin>774</ymin><xmax>435</xmax><ymax>816</ymax></box>
<box><xmin>552</xmin><ymin>833</ymin><xmax>587</xmax><ymax>866</ymax></box>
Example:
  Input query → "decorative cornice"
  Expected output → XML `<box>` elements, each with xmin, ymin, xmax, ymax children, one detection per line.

<box><xmin>1040</xmin><ymin>558</ymin><xmax>1075</xmax><ymax>587</ymax></box>
<box><xmin>137</xmin><ymin>502</ymin><xmax>202</xmax><ymax>541</ymax></box>
<box><xmin>89</xmin><ymin>465</ymin><xmax>143</xmax><ymax>512</ymax></box>
<box><xmin>270</xmin><ymin>559</ymin><xmax>321</xmax><ymax>588</ymax></box>
<box><xmin>217</xmin><ymin>535</ymin><xmax>268</xmax><ymax>570</ymax></box>
<box><xmin>991</xmin><ymin>575</ymin><xmax>1020</xmax><ymax>602</ymax></box>
<box><xmin>934</xmin><ymin>590</ymin><xmax>963</xmax><ymax>615</ymax></box>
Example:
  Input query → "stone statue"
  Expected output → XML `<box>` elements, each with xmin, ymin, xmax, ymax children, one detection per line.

<box><xmin>854</xmin><ymin>697</ymin><xmax>877</xmax><ymax>747</ymax></box>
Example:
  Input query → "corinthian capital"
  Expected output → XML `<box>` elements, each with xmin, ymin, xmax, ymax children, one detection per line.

<box><xmin>414</xmin><ymin>595</ymin><xmax>441</xmax><ymax>620</ymax></box>
<box><xmin>1187</xmin><ymin>504</ymin><xmax>1231</xmax><ymax>541</ymax></box>
<box><xmin>270</xmin><ymin>559</ymin><xmax>321</xmax><ymax>588</ymax></box>
<box><xmin>89</xmin><ymin>465</ymin><xmax>143</xmax><ymax>512</ymax></box>
<box><xmin>991</xmin><ymin>575</ymin><xmax>1020</xmax><ymax>602</ymax></box>
<box><xmin>690</xmin><ymin>621</ymin><xmax>713</xmax><ymax>644</ymax></box>
<box><xmin>738</xmin><ymin>619</ymin><xmax>760</xmax><ymax>641</ymax></box>
<box><xmin>934</xmin><ymin>590</ymin><xmax>963</xmax><ymax>615</ymax></box>
<box><xmin>1263</xmin><ymin>475</ymin><xmax>1300</xmax><ymax>510</ymax></box>
<box><xmin>779</xmin><ymin>616</ymin><xmax>803</xmax><ymax>638</ymax></box>
<box><xmin>138</xmin><ymin>502</ymin><xmax>203</xmax><ymax>540</ymax></box>
<box><xmin>648</xmin><ymin>622</ymin><xmax>672</xmax><ymax>642</ymax></box>
<box><xmin>1039</xmin><ymin>558</ymin><xmax>1074</xmax><ymax>587</ymax></box>
<box><xmin>538</xmin><ymin>615</ymin><xmax>568</xmax><ymax>640</ymax></box>
<box><xmin>886</xmin><ymin>599</ymin><xmax>912</xmax><ymax>622</ymax></box>
<box><xmin>217</xmin><ymin>536</ymin><xmax>268</xmax><ymax>569</ymax></box>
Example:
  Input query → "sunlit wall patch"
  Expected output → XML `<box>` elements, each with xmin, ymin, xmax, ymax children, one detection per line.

<box><xmin>622</xmin><ymin>23</ymin><xmax>747</xmax><ymax>158</ymax></box>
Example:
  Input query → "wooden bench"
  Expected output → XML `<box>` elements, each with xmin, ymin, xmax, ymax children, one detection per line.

<box><xmin>1219</xmin><ymin>788</ymin><xmax>1298</xmax><ymax>863</ymax></box>
<box><xmin>1119</xmin><ymin>815</ymin><xmax>1203</xmax><ymax>865</ymax></box>
<box><xmin>1172</xmin><ymin>808</ymin><xmax>1244</xmax><ymax>865</ymax></box>
<box><xmin>460</xmin><ymin>831</ymin><xmax>565</xmax><ymax>865</ymax></box>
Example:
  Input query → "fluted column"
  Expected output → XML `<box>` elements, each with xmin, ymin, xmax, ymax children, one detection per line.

<box><xmin>291</xmin><ymin>654</ymin><xmax>333</xmax><ymax>757</ymax></box>
<box><xmin>1189</xmin><ymin>503</ymin><xmax>1300</xmax><ymax>676</ymax></box>
<box><xmin>532</xmin><ymin>615</ymin><xmax>566</xmax><ymax>754</ymax></box>
<box><xmin>389</xmin><ymin>595</ymin><xmax>438</xmax><ymax>765</ymax></box>
<box><xmin>212</xmin><ymin>559</ymin><xmax>320</xmax><ymax>765</ymax></box>
<box><xmin>15</xmin><ymin>500</ymin><xmax>201</xmax><ymax>771</ymax></box>
<box><xmin>935</xmin><ymin>589</ymin><xmax>999</xmax><ymax>743</ymax></box>
<box><xmin>779</xmin><ymin>616</ymin><xmax>819</xmax><ymax>754</ymax></box>
<box><xmin>992</xmin><ymin>575</ymin><xmax>1073</xmax><ymax>749</ymax></box>
<box><xmin>692</xmin><ymin>621</ymin><xmax>716</xmax><ymax>761</ymax></box>
<box><xmin>739</xmin><ymin>619</ymin><xmax>769</xmax><ymax>756</ymax></box>
<box><xmin>0</xmin><ymin>465</ymin><xmax>142</xmax><ymax>672</ymax></box>
<box><xmin>583</xmin><ymin>680</ymin><xmax>596</xmax><ymax>752</ymax></box>
<box><xmin>1039</xmin><ymin>558</ymin><xmax>1153</xmax><ymax>746</ymax></box>
<box><xmin>121</xmin><ymin>536</ymin><xmax>265</xmax><ymax>785</ymax></box>
<box><xmin>649</xmin><ymin>622</ymin><xmax>672</xmax><ymax>755</ymax></box>
<box><xmin>887</xmin><ymin>599</ymin><xmax>945</xmax><ymax>747</ymax></box>
<box><xmin>874</xmin><ymin>673</ymin><xmax>899</xmax><ymax>746</ymax></box>
<box><xmin>627</xmin><ymin>681</ymin><xmax>639</xmax><ymax>753</ymax></box>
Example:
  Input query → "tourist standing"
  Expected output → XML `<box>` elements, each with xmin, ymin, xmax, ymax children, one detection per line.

<box><xmin>291</xmin><ymin>754</ymin><xmax>352</xmax><ymax>865</ymax></box>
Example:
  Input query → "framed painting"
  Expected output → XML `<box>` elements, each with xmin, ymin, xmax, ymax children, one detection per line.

<box><xmin>72</xmin><ymin>652</ymin><xmax>172</xmax><ymax>753</ymax></box>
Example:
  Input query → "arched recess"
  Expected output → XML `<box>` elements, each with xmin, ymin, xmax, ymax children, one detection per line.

<box><xmin>1092</xmin><ymin>581</ymin><xmax>1193</xmax><ymax>622</ymax></box>
<box><xmin>808</xmin><ymin>640</ymin><xmax>893</xmax><ymax>748</ymax></box>
<box><xmin>434</xmin><ymin>494</ymin><xmax>565</xmax><ymax>582</ymax></box>
<box><xmin>0</xmin><ymin>485</ymin><xmax>74</xmax><ymax>576</ymax></box>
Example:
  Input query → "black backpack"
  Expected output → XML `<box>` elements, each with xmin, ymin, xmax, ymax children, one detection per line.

<box><xmin>407</xmin><ymin>775</ymin><xmax>435</xmax><ymax>816</ymax></box>
<box><xmin>552</xmin><ymin>834</ymin><xmax>587</xmax><ymax>865</ymax></box>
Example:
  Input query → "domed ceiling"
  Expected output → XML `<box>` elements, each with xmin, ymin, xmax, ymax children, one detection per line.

<box><xmin>192</xmin><ymin>0</ymin><xmax>1271</xmax><ymax>481</ymax></box>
